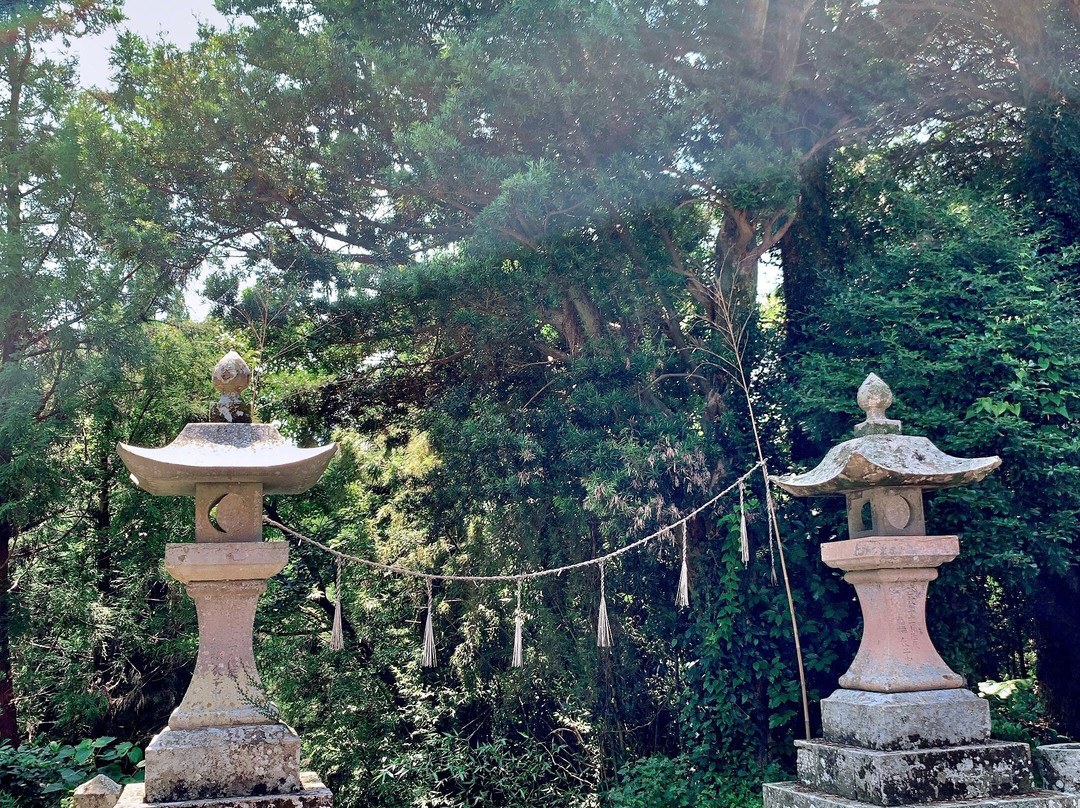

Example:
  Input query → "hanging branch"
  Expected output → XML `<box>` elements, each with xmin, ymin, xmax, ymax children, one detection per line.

<box><xmin>693</xmin><ymin>284</ymin><xmax>812</xmax><ymax>741</ymax></box>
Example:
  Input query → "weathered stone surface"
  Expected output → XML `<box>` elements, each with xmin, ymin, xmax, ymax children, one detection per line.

<box><xmin>1036</xmin><ymin>744</ymin><xmax>1080</xmax><ymax>793</ymax></box>
<box><xmin>769</xmin><ymin>432</ymin><xmax>1001</xmax><ymax>497</ymax></box>
<box><xmin>770</xmin><ymin>375</ymin><xmax>1000</xmax><ymax>499</ymax></box>
<box><xmin>165</xmin><ymin>541</ymin><xmax>288</xmax><ymax>584</ymax></box>
<box><xmin>117</xmin><ymin>772</ymin><xmax>331</xmax><ymax>808</ymax></box>
<box><xmin>821</xmin><ymin>536</ymin><xmax>958</xmax><ymax>572</ymax></box>
<box><xmin>144</xmin><ymin>724</ymin><xmax>301</xmax><ymax>803</ymax></box>
<box><xmin>117</xmin><ymin>423</ymin><xmax>337</xmax><ymax>498</ymax></box>
<box><xmin>116</xmin><ymin>356</ymin><xmax>334</xmax><ymax>808</ymax></box>
<box><xmin>763</xmin><ymin>782</ymin><xmax>1080</xmax><ymax>808</ymax></box>
<box><xmin>821</xmin><ymin>689</ymin><xmax>990</xmax><ymax>751</ymax></box>
<box><xmin>73</xmin><ymin>774</ymin><xmax>123</xmax><ymax>808</ymax></box>
<box><xmin>211</xmin><ymin>351</ymin><xmax>253</xmax><ymax>424</ymax></box>
<box><xmin>162</xmin><ymin>549</ymin><xmax>287</xmax><ymax>730</ymax></box>
<box><xmin>839</xmin><ymin>564</ymin><xmax>963</xmax><ymax>693</ymax></box>
<box><xmin>193</xmin><ymin>483</ymin><xmax>264</xmax><ymax>543</ymax></box>
<box><xmin>797</xmin><ymin>739</ymin><xmax>1032</xmax><ymax>805</ymax></box>
<box><xmin>843</xmin><ymin>487</ymin><xmax>930</xmax><ymax>539</ymax></box>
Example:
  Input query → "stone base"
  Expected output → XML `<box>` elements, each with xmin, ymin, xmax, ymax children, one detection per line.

<box><xmin>144</xmin><ymin>724</ymin><xmax>301</xmax><ymax>803</ymax></box>
<box><xmin>798</xmin><ymin>739</ymin><xmax>1032</xmax><ymax>805</ymax></box>
<box><xmin>764</xmin><ymin>782</ymin><xmax>1080</xmax><ymax>808</ymax></box>
<box><xmin>1035</xmin><ymin>745</ymin><xmax>1080</xmax><ymax>793</ymax></box>
<box><xmin>117</xmin><ymin>772</ymin><xmax>331</xmax><ymax>807</ymax></box>
<box><xmin>821</xmin><ymin>689</ymin><xmax>990</xmax><ymax>751</ymax></box>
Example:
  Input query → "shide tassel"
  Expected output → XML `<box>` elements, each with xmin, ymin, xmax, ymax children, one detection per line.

<box><xmin>512</xmin><ymin>578</ymin><xmax>524</xmax><ymax>668</ymax></box>
<box><xmin>766</xmin><ymin>485</ymin><xmax>779</xmax><ymax>586</ymax></box>
<box><xmin>768</xmin><ymin>500</ymin><xmax>778</xmax><ymax>586</ymax></box>
<box><xmin>330</xmin><ymin>556</ymin><xmax>345</xmax><ymax>651</ymax></box>
<box><xmin>675</xmin><ymin>523</ymin><xmax>690</xmax><ymax>608</ymax></box>
<box><xmin>421</xmin><ymin>578</ymin><xmax>437</xmax><ymax>668</ymax></box>
<box><xmin>597</xmin><ymin>562</ymin><xmax>613</xmax><ymax>648</ymax></box>
<box><xmin>739</xmin><ymin>480</ymin><xmax>750</xmax><ymax>567</ymax></box>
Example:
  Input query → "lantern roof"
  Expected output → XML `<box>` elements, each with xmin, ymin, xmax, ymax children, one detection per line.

<box><xmin>117</xmin><ymin>352</ymin><xmax>336</xmax><ymax>497</ymax></box>
<box><xmin>771</xmin><ymin>374</ymin><xmax>1000</xmax><ymax>497</ymax></box>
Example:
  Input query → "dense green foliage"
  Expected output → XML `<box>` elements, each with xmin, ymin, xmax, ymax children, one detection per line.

<box><xmin>2</xmin><ymin>1</ymin><xmax>1080</xmax><ymax>807</ymax></box>
<box><xmin>0</xmin><ymin>736</ymin><xmax>143</xmax><ymax>808</ymax></box>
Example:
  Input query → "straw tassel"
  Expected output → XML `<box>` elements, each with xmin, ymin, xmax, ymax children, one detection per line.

<box><xmin>739</xmin><ymin>480</ymin><xmax>750</xmax><ymax>567</ymax></box>
<box><xmin>597</xmin><ymin>562</ymin><xmax>613</xmax><ymax>648</ymax></box>
<box><xmin>330</xmin><ymin>556</ymin><xmax>344</xmax><ymax>651</ymax></box>
<box><xmin>675</xmin><ymin>523</ymin><xmax>690</xmax><ymax>608</ymax></box>
<box><xmin>766</xmin><ymin>485</ymin><xmax>779</xmax><ymax>586</ymax></box>
<box><xmin>768</xmin><ymin>504</ymin><xmax>778</xmax><ymax>586</ymax></box>
<box><xmin>512</xmin><ymin>578</ymin><xmax>524</xmax><ymax>668</ymax></box>
<box><xmin>421</xmin><ymin>578</ymin><xmax>437</xmax><ymax>667</ymax></box>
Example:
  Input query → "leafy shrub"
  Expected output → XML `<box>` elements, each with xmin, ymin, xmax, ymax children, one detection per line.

<box><xmin>0</xmin><ymin>737</ymin><xmax>143</xmax><ymax>808</ymax></box>
<box><xmin>978</xmin><ymin>679</ymin><xmax>1066</xmax><ymax>747</ymax></box>
<box><xmin>605</xmin><ymin>753</ymin><xmax>771</xmax><ymax>808</ymax></box>
<box><xmin>375</xmin><ymin>731</ymin><xmax>593</xmax><ymax>808</ymax></box>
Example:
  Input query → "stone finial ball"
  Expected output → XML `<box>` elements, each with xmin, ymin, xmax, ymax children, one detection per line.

<box><xmin>212</xmin><ymin>351</ymin><xmax>252</xmax><ymax>396</ymax></box>
<box><xmin>857</xmin><ymin>373</ymin><xmax>893</xmax><ymax>419</ymax></box>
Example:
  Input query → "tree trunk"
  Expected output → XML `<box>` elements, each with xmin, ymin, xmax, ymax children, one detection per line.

<box><xmin>780</xmin><ymin>147</ymin><xmax>835</xmax><ymax>464</ymax></box>
<box><xmin>765</xmin><ymin>0</ymin><xmax>814</xmax><ymax>90</ymax></box>
<box><xmin>780</xmin><ymin>147</ymin><xmax>834</xmax><ymax>344</ymax></box>
<box><xmin>1034</xmin><ymin>569</ymin><xmax>1080</xmax><ymax>737</ymax></box>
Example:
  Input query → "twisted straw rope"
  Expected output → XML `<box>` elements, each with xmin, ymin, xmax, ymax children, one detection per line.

<box><xmin>264</xmin><ymin>461</ymin><xmax>764</xmax><ymax>584</ymax></box>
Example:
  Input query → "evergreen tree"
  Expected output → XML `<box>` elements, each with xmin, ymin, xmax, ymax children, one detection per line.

<box><xmin>0</xmin><ymin>0</ymin><xmax>198</xmax><ymax>743</ymax></box>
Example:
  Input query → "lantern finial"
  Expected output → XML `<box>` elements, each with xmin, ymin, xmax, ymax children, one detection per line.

<box><xmin>211</xmin><ymin>351</ymin><xmax>252</xmax><ymax>423</ymax></box>
<box><xmin>854</xmin><ymin>373</ymin><xmax>900</xmax><ymax>436</ymax></box>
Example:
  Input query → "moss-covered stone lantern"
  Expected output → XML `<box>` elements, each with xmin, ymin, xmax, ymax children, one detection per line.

<box><xmin>762</xmin><ymin>375</ymin><xmax>1073</xmax><ymax>808</ymax></box>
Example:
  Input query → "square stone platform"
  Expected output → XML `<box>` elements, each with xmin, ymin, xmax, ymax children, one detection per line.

<box><xmin>821</xmin><ymin>689</ymin><xmax>990</xmax><ymax>751</ymax></box>
<box><xmin>144</xmin><ymin>724</ymin><xmax>301</xmax><ymax>802</ymax></box>
<box><xmin>765</xmin><ymin>688</ymin><xmax>1078</xmax><ymax>808</ymax></box>
<box><xmin>764</xmin><ymin>782</ymin><xmax>1080</xmax><ymax>808</ymax></box>
<box><xmin>116</xmin><ymin>771</ymin><xmax>332</xmax><ymax>808</ymax></box>
<box><xmin>797</xmin><ymin>739</ymin><xmax>1032</xmax><ymax>805</ymax></box>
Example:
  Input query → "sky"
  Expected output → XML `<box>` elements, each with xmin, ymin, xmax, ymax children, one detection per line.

<box><xmin>66</xmin><ymin>0</ymin><xmax>233</xmax><ymax>90</ymax></box>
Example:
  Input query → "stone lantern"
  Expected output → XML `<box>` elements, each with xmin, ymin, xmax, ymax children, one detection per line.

<box><xmin>110</xmin><ymin>352</ymin><xmax>336</xmax><ymax>808</ymax></box>
<box><xmin>763</xmin><ymin>374</ymin><xmax>1077</xmax><ymax>808</ymax></box>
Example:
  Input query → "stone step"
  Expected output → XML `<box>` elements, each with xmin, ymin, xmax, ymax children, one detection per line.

<box><xmin>115</xmin><ymin>772</ymin><xmax>331</xmax><ymax>808</ymax></box>
<box><xmin>797</xmin><ymin>739</ymin><xmax>1033</xmax><ymax>806</ymax></box>
<box><xmin>764</xmin><ymin>782</ymin><xmax>1080</xmax><ymax>808</ymax></box>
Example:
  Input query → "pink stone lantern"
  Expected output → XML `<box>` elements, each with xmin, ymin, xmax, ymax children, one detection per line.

<box><xmin>762</xmin><ymin>375</ymin><xmax>1078</xmax><ymax>808</ymax></box>
<box><xmin>772</xmin><ymin>373</ymin><xmax>1000</xmax><ymax>693</ymax></box>
<box><xmin>113</xmin><ymin>352</ymin><xmax>336</xmax><ymax>808</ymax></box>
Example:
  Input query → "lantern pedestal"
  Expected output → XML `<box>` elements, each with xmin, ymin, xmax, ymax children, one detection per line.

<box><xmin>132</xmin><ymin>541</ymin><xmax>323</xmax><ymax>805</ymax></box>
<box><xmin>822</xmin><ymin>535</ymin><xmax>963</xmax><ymax>693</ymax></box>
<box><xmin>764</xmin><ymin>783</ymin><xmax>1080</xmax><ymax>808</ymax></box>
<box><xmin>819</xmin><ymin>689</ymin><xmax>990</xmax><ymax>751</ymax></box>
<box><xmin>764</xmin><ymin>535</ymin><xmax>1050</xmax><ymax>808</ymax></box>
<box><xmin>163</xmin><ymin>542</ymin><xmax>288</xmax><ymax>731</ymax></box>
<box><xmin>143</xmin><ymin>726</ymin><xmax>304</xmax><ymax>803</ymax></box>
